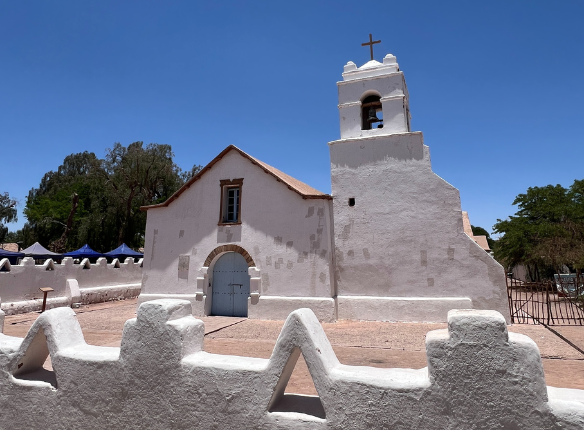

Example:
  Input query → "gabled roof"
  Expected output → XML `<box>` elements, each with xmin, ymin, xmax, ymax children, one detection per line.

<box><xmin>104</xmin><ymin>243</ymin><xmax>144</xmax><ymax>258</ymax></box>
<box><xmin>472</xmin><ymin>235</ymin><xmax>491</xmax><ymax>252</ymax></box>
<box><xmin>63</xmin><ymin>244</ymin><xmax>104</xmax><ymax>258</ymax></box>
<box><xmin>141</xmin><ymin>145</ymin><xmax>331</xmax><ymax>211</ymax></box>
<box><xmin>462</xmin><ymin>211</ymin><xmax>491</xmax><ymax>252</ymax></box>
<box><xmin>1</xmin><ymin>243</ymin><xmax>20</xmax><ymax>252</ymax></box>
<box><xmin>0</xmin><ymin>248</ymin><xmax>23</xmax><ymax>258</ymax></box>
<box><xmin>21</xmin><ymin>242</ymin><xmax>62</xmax><ymax>258</ymax></box>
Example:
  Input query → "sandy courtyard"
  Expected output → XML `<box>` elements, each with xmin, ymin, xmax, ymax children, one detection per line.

<box><xmin>3</xmin><ymin>298</ymin><xmax>584</xmax><ymax>395</ymax></box>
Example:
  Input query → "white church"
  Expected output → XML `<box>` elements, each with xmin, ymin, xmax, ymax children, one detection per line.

<box><xmin>138</xmin><ymin>51</ymin><xmax>508</xmax><ymax>323</ymax></box>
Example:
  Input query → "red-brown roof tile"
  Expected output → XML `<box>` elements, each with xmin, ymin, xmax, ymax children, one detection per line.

<box><xmin>141</xmin><ymin>145</ymin><xmax>330</xmax><ymax>211</ymax></box>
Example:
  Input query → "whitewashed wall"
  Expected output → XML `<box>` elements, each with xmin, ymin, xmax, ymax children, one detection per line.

<box><xmin>338</xmin><ymin>55</ymin><xmax>409</xmax><ymax>138</ymax></box>
<box><xmin>0</xmin><ymin>257</ymin><xmax>142</xmax><ymax>314</ymax></box>
<box><xmin>329</xmin><ymin>132</ymin><xmax>508</xmax><ymax>321</ymax></box>
<box><xmin>329</xmin><ymin>54</ymin><xmax>508</xmax><ymax>323</ymax></box>
<box><xmin>141</xmin><ymin>149</ymin><xmax>335</xmax><ymax>321</ymax></box>
<box><xmin>141</xmin><ymin>54</ymin><xmax>509</xmax><ymax>324</ymax></box>
<box><xmin>0</xmin><ymin>301</ymin><xmax>581</xmax><ymax>429</ymax></box>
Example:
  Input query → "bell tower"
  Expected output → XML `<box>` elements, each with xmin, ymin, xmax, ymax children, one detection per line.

<box><xmin>338</xmin><ymin>54</ymin><xmax>411</xmax><ymax>139</ymax></box>
<box><xmin>328</xmin><ymin>48</ymin><xmax>508</xmax><ymax>323</ymax></box>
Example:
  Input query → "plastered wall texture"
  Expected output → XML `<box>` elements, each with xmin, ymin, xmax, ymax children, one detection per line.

<box><xmin>338</xmin><ymin>55</ymin><xmax>410</xmax><ymax>138</ymax></box>
<box><xmin>0</xmin><ymin>256</ymin><xmax>142</xmax><ymax>314</ymax></box>
<box><xmin>140</xmin><ymin>149</ymin><xmax>335</xmax><ymax>320</ymax></box>
<box><xmin>140</xmin><ymin>54</ymin><xmax>507</xmax><ymax>323</ymax></box>
<box><xmin>330</xmin><ymin>55</ymin><xmax>508</xmax><ymax>321</ymax></box>
<box><xmin>0</xmin><ymin>299</ymin><xmax>581</xmax><ymax>429</ymax></box>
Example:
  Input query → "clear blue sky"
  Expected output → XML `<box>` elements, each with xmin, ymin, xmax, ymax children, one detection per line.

<box><xmin>1</xmin><ymin>1</ymin><xmax>583</xmax><ymax>235</ymax></box>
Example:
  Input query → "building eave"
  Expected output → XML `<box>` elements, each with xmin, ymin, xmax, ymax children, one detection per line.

<box><xmin>141</xmin><ymin>145</ymin><xmax>331</xmax><ymax>211</ymax></box>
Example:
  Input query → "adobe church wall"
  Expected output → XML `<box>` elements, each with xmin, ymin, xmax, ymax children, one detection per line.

<box><xmin>0</xmin><ymin>300</ymin><xmax>581</xmax><ymax>429</ymax></box>
<box><xmin>0</xmin><ymin>257</ymin><xmax>142</xmax><ymax>314</ymax></box>
<box><xmin>330</xmin><ymin>132</ymin><xmax>509</xmax><ymax>321</ymax></box>
<box><xmin>141</xmin><ymin>150</ymin><xmax>334</xmax><ymax>317</ymax></box>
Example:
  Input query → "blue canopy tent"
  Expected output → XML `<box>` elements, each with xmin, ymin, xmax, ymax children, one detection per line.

<box><xmin>0</xmin><ymin>249</ymin><xmax>24</xmax><ymax>265</ymax></box>
<box><xmin>63</xmin><ymin>244</ymin><xmax>104</xmax><ymax>259</ymax></box>
<box><xmin>104</xmin><ymin>243</ymin><xmax>143</xmax><ymax>261</ymax></box>
<box><xmin>21</xmin><ymin>242</ymin><xmax>62</xmax><ymax>260</ymax></box>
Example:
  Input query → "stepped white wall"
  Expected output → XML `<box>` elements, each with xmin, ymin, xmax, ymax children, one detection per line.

<box><xmin>330</xmin><ymin>133</ymin><xmax>509</xmax><ymax>322</ymax></box>
<box><xmin>0</xmin><ymin>257</ymin><xmax>142</xmax><ymax>313</ymax></box>
<box><xmin>0</xmin><ymin>300</ymin><xmax>581</xmax><ymax>429</ymax></box>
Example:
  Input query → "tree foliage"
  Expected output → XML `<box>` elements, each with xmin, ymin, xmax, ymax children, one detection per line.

<box><xmin>19</xmin><ymin>142</ymin><xmax>201</xmax><ymax>252</ymax></box>
<box><xmin>493</xmin><ymin>180</ymin><xmax>584</xmax><ymax>280</ymax></box>
<box><xmin>0</xmin><ymin>192</ymin><xmax>18</xmax><ymax>243</ymax></box>
<box><xmin>101</xmin><ymin>142</ymin><xmax>189</xmax><ymax>246</ymax></box>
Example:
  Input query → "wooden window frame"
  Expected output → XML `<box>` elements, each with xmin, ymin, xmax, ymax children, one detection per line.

<box><xmin>218</xmin><ymin>178</ymin><xmax>244</xmax><ymax>225</ymax></box>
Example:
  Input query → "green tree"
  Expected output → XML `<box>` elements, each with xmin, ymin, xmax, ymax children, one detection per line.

<box><xmin>493</xmin><ymin>181</ymin><xmax>584</xmax><ymax>280</ymax></box>
<box><xmin>24</xmin><ymin>151</ymin><xmax>107</xmax><ymax>250</ymax></box>
<box><xmin>0</xmin><ymin>192</ymin><xmax>17</xmax><ymax>243</ymax></box>
<box><xmin>23</xmin><ymin>143</ymin><xmax>200</xmax><ymax>251</ymax></box>
<box><xmin>101</xmin><ymin>142</ymin><xmax>193</xmax><ymax>247</ymax></box>
<box><xmin>3</xmin><ymin>230</ymin><xmax>23</xmax><ymax>245</ymax></box>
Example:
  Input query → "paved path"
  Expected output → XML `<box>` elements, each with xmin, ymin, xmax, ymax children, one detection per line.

<box><xmin>3</xmin><ymin>300</ymin><xmax>245</xmax><ymax>346</ymax></box>
<box><xmin>3</xmin><ymin>298</ymin><xmax>584</xmax><ymax>395</ymax></box>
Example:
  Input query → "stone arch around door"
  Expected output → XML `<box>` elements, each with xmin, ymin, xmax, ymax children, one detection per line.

<box><xmin>210</xmin><ymin>252</ymin><xmax>250</xmax><ymax>317</ymax></box>
<box><xmin>201</xmin><ymin>245</ymin><xmax>260</xmax><ymax>318</ymax></box>
<box><xmin>204</xmin><ymin>245</ymin><xmax>255</xmax><ymax>267</ymax></box>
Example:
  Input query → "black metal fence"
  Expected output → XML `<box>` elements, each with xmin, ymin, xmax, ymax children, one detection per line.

<box><xmin>506</xmin><ymin>275</ymin><xmax>584</xmax><ymax>325</ymax></box>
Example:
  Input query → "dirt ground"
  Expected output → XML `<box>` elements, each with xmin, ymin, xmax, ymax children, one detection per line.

<box><xmin>4</xmin><ymin>298</ymin><xmax>584</xmax><ymax>395</ymax></box>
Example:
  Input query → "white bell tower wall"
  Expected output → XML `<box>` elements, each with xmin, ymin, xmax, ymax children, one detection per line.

<box><xmin>329</xmin><ymin>55</ymin><xmax>509</xmax><ymax>323</ymax></box>
<box><xmin>338</xmin><ymin>54</ymin><xmax>410</xmax><ymax>139</ymax></box>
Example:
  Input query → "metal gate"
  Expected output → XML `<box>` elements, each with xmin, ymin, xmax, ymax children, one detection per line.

<box><xmin>507</xmin><ymin>276</ymin><xmax>584</xmax><ymax>325</ymax></box>
<box><xmin>211</xmin><ymin>252</ymin><xmax>250</xmax><ymax>317</ymax></box>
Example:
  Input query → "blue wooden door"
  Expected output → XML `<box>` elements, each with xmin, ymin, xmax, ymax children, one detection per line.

<box><xmin>211</xmin><ymin>252</ymin><xmax>250</xmax><ymax>317</ymax></box>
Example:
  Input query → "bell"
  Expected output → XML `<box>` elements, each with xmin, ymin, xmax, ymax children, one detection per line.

<box><xmin>367</xmin><ymin>106</ymin><xmax>381</xmax><ymax>124</ymax></box>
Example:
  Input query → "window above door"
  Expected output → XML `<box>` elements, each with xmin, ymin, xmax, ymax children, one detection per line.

<box><xmin>219</xmin><ymin>178</ymin><xmax>243</xmax><ymax>225</ymax></box>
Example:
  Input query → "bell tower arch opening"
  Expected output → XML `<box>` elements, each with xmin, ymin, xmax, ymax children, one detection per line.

<box><xmin>337</xmin><ymin>53</ymin><xmax>409</xmax><ymax>138</ymax></box>
<box><xmin>361</xmin><ymin>94</ymin><xmax>383</xmax><ymax>130</ymax></box>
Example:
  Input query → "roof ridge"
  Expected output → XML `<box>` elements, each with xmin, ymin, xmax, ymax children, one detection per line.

<box><xmin>141</xmin><ymin>145</ymin><xmax>331</xmax><ymax>211</ymax></box>
<box><xmin>240</xmin><ymin>149</ymin><xmax>327</xmax><ymax>198</ymax></box>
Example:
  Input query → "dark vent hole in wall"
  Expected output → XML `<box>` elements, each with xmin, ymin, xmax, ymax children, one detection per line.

<box><xmin>348</xmin><ymin>198</ymin><xmax>355</xmax><ymax>207</ymax></box>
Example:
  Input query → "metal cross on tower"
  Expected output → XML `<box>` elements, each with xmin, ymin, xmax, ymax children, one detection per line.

<box><xmin>361</xmin><ymin>34</ymin><xmax>381</xmax><ymax>61</ymax></box>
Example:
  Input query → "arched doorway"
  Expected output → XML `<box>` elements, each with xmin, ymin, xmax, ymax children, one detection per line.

<box><xmin>211</xmin><ymin>252</ymin><xmax>250</xmax><ymax>317</ymax></box>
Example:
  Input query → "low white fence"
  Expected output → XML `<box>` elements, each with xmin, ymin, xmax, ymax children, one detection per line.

<box><xmin>0</xmin><ymin>302</ymin><xmax>581</xmax><ymax>429</ymax></box>
<box><xmin>0</xmin><ymin>256</ymin><xmax>142</xmax><ymax>314</ymax></box>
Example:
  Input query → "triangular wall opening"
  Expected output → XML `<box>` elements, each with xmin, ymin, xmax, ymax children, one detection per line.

<box><xmin>0</xmin><ymin>258</ymin><xmax>11</xmax><ymax>272</ymax></box>
<box><xmin>268</xmin><ymin>347</ymin><xmax>325</xmax><ymax>419</ymax></box>
<box><xmin>12</xmin><ymin>329</ymin><xmax>57</xmax><ymax>388</ymax></box>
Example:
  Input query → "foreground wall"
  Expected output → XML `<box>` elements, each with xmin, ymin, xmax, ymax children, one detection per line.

<box><xmin>0</xmin><ymin>300</ymin><xmax>581</xmax><ymax>429</ymax></box>
<box><xmin>0</xmin><ymin>256</ymin><xmax>142</xmax><ymax>314</ymax></box>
